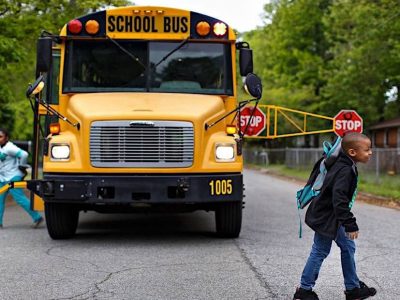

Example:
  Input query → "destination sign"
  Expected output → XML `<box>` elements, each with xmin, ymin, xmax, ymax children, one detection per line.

<box><xmin>107</xmin><ymin>15</ymin><xmax>188</xmax><ymax>34</ymax></box>
<box><xmin>106</xmin><ymin>8</ymin><xmax>191</xmax><ymax>39</ymax></box>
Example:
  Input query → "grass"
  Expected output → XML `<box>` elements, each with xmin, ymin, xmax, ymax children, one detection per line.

<box><xmin>250</xmin><ymin>164</ymin><xmax>400</xmax><ymax>201</ymax></box>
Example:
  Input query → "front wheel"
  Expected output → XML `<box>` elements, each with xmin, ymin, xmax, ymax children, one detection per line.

<box><xmin>215</xmin><ymin>201</ymin><xmax>242</xmax><ymax>238</ymax></box>
<box><xmin>45</xmin><ymin>202</ymin><xmax>79</xmax><ymax>240</ymax></box>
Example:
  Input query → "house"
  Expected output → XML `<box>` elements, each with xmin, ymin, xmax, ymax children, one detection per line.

<box><xmin>368</xmin><ymin>117</ymin><xmax>400</xmax><ymax>148</ymax></box>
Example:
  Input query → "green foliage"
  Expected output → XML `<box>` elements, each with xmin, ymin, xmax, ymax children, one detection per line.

<box><xmin>322</xmin><ymin>0</ymin><xmax>400</xmax><ymax>123</ymax></box>
<box><xmin>0</xmin><ymin>0</ymin><xmax>130</xmax><ymax>140</ymax></box>
<box><xmin>245</xmin><ymin>0</ymin><xmax>400</xmax><ymax>127</ymax></box>
<box><xmin>247</xmin><ymin>0</ymin><xmax>331</xmax><ymax>108</ymax></box>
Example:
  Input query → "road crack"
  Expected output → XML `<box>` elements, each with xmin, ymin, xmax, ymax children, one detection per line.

<box><xmin>234</xmin><ymin>240</ymin><xmax>279</xmax><ymax>299</ymax></box>
<box><xmin>46</xmin><ymin>245</ymin><xmax>108</xmax><ymax>273</ymax></box>
<box><xmin>45</xmin><ymin>248</ymin><xmax>248</xmax><ymax>299</ymax></box>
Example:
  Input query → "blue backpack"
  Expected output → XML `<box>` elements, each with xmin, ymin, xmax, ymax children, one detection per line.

<box><xmin>296</xmin><ymin>137</ymin><xmax>343</xmax><ymax>237</ymax></box>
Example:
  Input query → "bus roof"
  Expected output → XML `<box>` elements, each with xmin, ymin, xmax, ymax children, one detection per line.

<box><xmin>59</xmin><ymin>6</ymin><xmax>237</xmax><ymax>41</ymax></box>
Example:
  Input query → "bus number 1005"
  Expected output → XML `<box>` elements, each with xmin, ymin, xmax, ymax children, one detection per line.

<box><xmin>209</xmin><ymin>179</ymin><xmax>233</xmax><ymax>196</ymax></box>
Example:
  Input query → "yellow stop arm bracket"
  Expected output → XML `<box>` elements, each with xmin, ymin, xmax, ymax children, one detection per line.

<box><xmin>0</xmin><ymin>184</ymin><xmax>9</xmax><ymax>195</ymax></box>
<box><xmin>0</xmin><ymin>181</ymin><xmax>28</xmax><ymax>195</ymax></box>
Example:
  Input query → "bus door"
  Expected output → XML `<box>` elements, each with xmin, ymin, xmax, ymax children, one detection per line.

<box><xmin>31</xmin><ymin>47</ymin><xmax>60</xmax><ymax>211</ymax></box>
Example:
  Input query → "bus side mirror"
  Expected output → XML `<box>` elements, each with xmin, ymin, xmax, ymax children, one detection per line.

<box><xmin>244</xmin><ymin>73</ymin><xmax>262</xmax><ymax>100</ymax></box>
<box><xmin>237</xmin><ymin>42</ymin><xmax>253</xmax><ymax>76</ymax></box>
<box><xmin>36</xmin><ymin>37</ymin><xmax>52</xmax><ymax>73</ymax></box>
<box><xmin>26</xmin><ymin>75</ymin><xmax>45</xmax><ymax>98</ymax></box>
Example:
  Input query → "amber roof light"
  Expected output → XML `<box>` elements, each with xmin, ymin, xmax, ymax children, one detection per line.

<box><xmin>196</xmin><ymin>21</ymin><xmax>211</xmax><ymax>36</ymax></box>
<box><xmin>85</xmin><ymin>20</ymin><xmax>99</xmax><ymax>35</ymax></box>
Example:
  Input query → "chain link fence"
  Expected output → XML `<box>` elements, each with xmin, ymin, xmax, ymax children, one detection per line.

<box><xmin>243</xmin><ymin>147</ymin><xmax>400</xmax><ymax>177</ymax></box>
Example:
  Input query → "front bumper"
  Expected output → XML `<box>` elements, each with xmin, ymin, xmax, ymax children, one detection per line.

<box><xmin>27</xmin><ymin>173</ymin><xmax>243</xmax><ymax>204</ymax></box>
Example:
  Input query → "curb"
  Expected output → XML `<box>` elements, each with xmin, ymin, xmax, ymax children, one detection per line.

<box><xmin>246</xmin><ymin>166</ymin><xmax>400</xmax><ymax>211</ymax></box>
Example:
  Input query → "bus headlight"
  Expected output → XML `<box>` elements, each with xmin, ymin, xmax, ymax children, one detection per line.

<box><xmin>51</xmin><ymin>144</ymin><xmax>70</xmax><ymax>161</ymax></box>
<box><xmin>215</xmin><ymin>144</ymin><xmax>235</xmax><ymax>161</ymax></box>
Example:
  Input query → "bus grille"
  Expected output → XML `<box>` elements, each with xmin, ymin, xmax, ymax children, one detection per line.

<box><xmin>90</xmin><ymin>121</ymin><xmax>194</xmax><ymax>167</ymax></box>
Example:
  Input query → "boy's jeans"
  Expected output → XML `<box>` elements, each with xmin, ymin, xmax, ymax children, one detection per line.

<box><xmin>0</xmin><ymin>176</ymin><xmax>42</xmax><ymax>225</ymax></box>
<box><xmin>300</xmin><ymin>226</ymin><xmax>360</xmax><ymax>290</ymax></box>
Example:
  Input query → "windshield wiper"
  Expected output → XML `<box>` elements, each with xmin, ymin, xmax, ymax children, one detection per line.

<box><xmin>153</xmin><ymin>36</ymin><xmax>191</xmax><ymax>69</ymax></box>
<box><xmin>106</xmin><ymin>35</ymin><xmax>146</xmax><ymax>73</ymax></box>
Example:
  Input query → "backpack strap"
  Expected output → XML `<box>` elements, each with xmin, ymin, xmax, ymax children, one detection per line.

<box><xmin>323</xmin><ymin>137</ymin><xmax>342</xmax><ymax>158</ymax></box>
<box><xmin>312</xmin><ymin>160</ymin><xmax>327</xmax><ymax>190</ymax></box>
<box><xmin>298</xmin><ymin>207</ymin><xmax>303</xmax><ymax>238</ymax></box>
<box><xmin>322</xmin><ymin>141</ymin><xmax>332</xmax><ymax>156</ymax></box>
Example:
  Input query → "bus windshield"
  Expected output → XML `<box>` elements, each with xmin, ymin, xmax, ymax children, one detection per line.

<box><xmin>63</xmin><ymin>40</ymin><xmax>233</xmax><ymax>95</ymax></box>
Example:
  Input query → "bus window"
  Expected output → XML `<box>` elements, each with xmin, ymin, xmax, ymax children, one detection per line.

<box><xmin>40</xmin><ymin>49</ymin><xmax>60</xmax><ymax>105</ymax></box>
<box><xmin>62</xmin><ymin>39</ymin><xmax>232</xmax><ymax>95</ymax></box>
<box><xmin>63</xmin><ymin>40</ymin><xmax>147</xmax><ymax>93</ymax></box>
<box><xmin>49</xmin><ymin>49</ymin><xmax>60</xmax><ymax>104</ymax></box>
<box><xmin>150</xmin><ymin>42</ymin><xmax>233</xmax><ymax>95</ymax></box>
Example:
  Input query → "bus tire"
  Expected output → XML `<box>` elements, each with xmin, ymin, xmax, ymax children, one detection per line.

<box><xmin>45</xmin><ymin>202</ymin><xmax>79</xmax><ymax>240</ymax></box>
<box><xmin>215</xmin><ymin>201</ymin><xmax>242</xmax><ymax>238</ymax></box>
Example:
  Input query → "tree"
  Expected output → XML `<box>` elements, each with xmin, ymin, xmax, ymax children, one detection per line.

<box><xmin>322</xmin><ymin>0</ymin><xmax>400</xmax><ymax>123</ymax></box>
<box><xmin>245</xmin><ymin>0</ymin><xmax>400</xmax><ymax>126</ymax></box>
<box><xmin>0</xmin><ymin>0</ymin><xmax>130</xmax><ymax>139</ymax></box>
<box><xmin>245</xmin><ymin>0</ymin><xmax>332</xmax><ymax>112</ymax></box>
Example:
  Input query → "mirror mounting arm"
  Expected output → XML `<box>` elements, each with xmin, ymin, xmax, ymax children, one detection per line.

<box><xmin>26</xmin><ymin>75</ymin><xmax>80</xmax><ymax>130</ymax></box>
<box><xmin>235</xmin><ymin>41</ymin><xmax>250</xmax><ymax>50</ymax></box>
<box><xmin>205</xmin><ymin>98</ymin><xmax>258</xmax><ymax>130</ymax></box>
<box><xmin>40</xmin><ymin>30</ymin><xmax>61</xmax><ymax>44</ymax></box>
<box><xmin>36</xmin><ymin>96</ymin><xmax>80</xmax><ymax>129</ymax></box>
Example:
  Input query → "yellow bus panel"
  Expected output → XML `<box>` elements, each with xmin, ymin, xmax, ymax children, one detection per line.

<box><xmin>32</xmin><ymin>194</ymin><xmax>44</xmax><ymax>211</ymax></box>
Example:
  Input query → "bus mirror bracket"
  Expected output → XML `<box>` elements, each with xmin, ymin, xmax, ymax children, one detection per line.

<box><xmin>205</xmin><ymin>73</ymin><xmax>262</xmax><ymax>155</ymax></box>
<box><xmin>26</xmin><ymin>75</ymin><xmax>80</xmax><ymax>130</ymax></box>
<box><xmin>205</xmin><ymin>73</ymin><xmax>262</xmax><ymax>130</ymax></box>
<box><xmin>236</xmin><ymin>42</ymin><xmax>253</xmax><ymax>76</ymax></box>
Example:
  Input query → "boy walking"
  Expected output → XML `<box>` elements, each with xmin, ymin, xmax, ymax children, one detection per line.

<box><xmin>293</xmin><ymin>132</ymin><xmax>376</xmax><ymax>300</ymax></box>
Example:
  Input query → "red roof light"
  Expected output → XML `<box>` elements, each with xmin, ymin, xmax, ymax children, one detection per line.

<box><xmin>68</xmin><ymin>19</ymin><xmax>82</xmax><ymax>34</ymax></box>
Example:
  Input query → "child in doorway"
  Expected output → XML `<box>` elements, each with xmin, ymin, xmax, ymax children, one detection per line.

<box><xmin>293</xmin><ymin>132</ymin><xmax>376</xmax><ymax>300</ymax></box>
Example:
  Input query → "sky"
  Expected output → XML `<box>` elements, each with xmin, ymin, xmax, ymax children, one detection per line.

<box><xmin>134</xmin><ymin>0</ymin><xmax>267</xmax><ymax>32</ymax></box>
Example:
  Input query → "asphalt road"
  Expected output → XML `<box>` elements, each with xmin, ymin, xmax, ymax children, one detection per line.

<box><xmin>0</xmin><ymin>169</ymin><xmax>398</xmax><ymax>300</ymax></box>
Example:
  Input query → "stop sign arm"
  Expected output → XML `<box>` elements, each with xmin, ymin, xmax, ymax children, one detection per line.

<box><xmin>206</xmin><ymin>103</ymin><xmax>346</xmax><ymax>139</ymax></box>
<box><xmin>243</xmin><ymin>105</ymin><xmax>335</xmax><ymax>139</ymax></box>
<box><xmin>240</xmin><ymin>100</ymin><xmax>261</xmax><ymax>139</ymax></box>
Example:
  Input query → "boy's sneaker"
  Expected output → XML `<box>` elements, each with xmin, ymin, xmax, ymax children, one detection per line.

<box><xmin>293</xmin><ymin>287</ymin><xmax>319</xmax><ymax>300</ymax></box>
<box><xmin>31</xmin><ymin>217</ymin><xmax>44</xmax><ymax>229</ymax></box>
<box><xmin>345</xmin><ymin>281</ymin><xmax>377</xmax><ymax>300</ymax></box>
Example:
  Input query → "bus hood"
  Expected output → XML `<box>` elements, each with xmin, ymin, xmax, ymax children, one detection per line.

<box><xmin>67</xmin><ymin>93</ymin><xmax>226</xmax><ymax>123</ymax></box>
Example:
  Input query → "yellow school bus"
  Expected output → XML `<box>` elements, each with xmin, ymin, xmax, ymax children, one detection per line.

<box><xmin>26</xmin><ymin>6</ymin><xmax>262</xmax><ymax>239</ymax></box>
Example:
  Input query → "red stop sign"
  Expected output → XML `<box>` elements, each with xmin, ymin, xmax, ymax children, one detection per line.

<box><xmin>239</xmin><ymin>106</ymin><xmax>266</xmax><ymax>136</ymax></box>
<box><xmin>334</xmin><ymin>110</ymin><xmax>363</xmax><ymax>137</ymax></box>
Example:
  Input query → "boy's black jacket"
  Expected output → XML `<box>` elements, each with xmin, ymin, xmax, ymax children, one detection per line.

<box><xmin>305</xmin><ymin>150</ymin><xmax>359</xmax><ymax>239</ymax></box>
